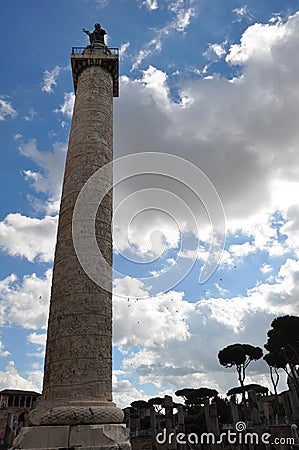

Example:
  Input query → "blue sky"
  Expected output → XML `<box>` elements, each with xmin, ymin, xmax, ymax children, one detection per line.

<box><xmin>1</xmin><ymin>0</ymin><xmax>299</xmax><ymax>407</ymax></box>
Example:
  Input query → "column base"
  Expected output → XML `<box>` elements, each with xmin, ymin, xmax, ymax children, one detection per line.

<box><xmin>28</xmin><ymin>402</ymin><xmax>124</xmax><ymax>425</ymax></box>
<box><xmin>12</xmin><ymin>424</ymin><xmax>131</xmax><ymax>449</ymax></box>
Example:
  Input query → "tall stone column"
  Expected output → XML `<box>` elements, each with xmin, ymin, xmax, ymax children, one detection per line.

<box><xmin>13</xmin><ymin>28</ymin><xmax>131</xmax><ymax>450</ymax></box>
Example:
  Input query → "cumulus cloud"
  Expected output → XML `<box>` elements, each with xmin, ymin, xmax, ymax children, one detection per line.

<box><xmin>113</xmin><ymin>277</ymin><xmax>192</xmax><ymax>347</ymax></box>
<box><xmin>0</xmin><ymin>361</ymin><xmax>42</xmax><ymax>392</ymax></box>
<box><xmin>204</xmin><ymin>41</ymin><xmax>228</xmax><ymax>60</ymax></box>
<box><xmin>115</xmin><ymin>12</ymin><xmax>299</xmax><ymax>242</ymax></box>
<box><xmin>113</xmin><ymin>372</ymin><xmax>146</xmax><ymax>408</ymax></box>
<box><xmin>0</xmin><ymin>214</ymin><xmax>57</xmax><ymax>262</ymax></box>
<box><xmin>112</xmin><ymin>19</ymin><xmax>299</xmax><ymax>276</ymax></box>
<box><xmin>114</xmin><ymin>205</ymin><xmax>181</xmax><ymax>258</ymax></box>
<box><xmin>20</xmin><ymin>139</ymin><xmax>66</xmax><ymax>205</ymax></box>
<box><xmin>116</xmin><ymin>63</ymin><xmax>294</xmax><ymax>269</ymax></box>
<box><xmin>0</xmin><ymin>98</ymin><xmax>17</xmax><ymax>121</ymax></box>
<box><xmin>280</xmin><ymin>205</ymin><xmax>299</xmax><ymax>258</ymax></box>
<box><xmin>226</xmin><ymin>20</ymin><xmax>287</xmax><ymax>65</ymax></box>
<box><xmin>27</xmin><ymin>332</ymin><xmax>47</xmax><ymax>347</ymax></box>
<box><xmin>260</xmin><ymin>263</ymin><xmax>273</xmax><ymax>274</ymax></box>
<box><xmin>0</xmin><ymin>261</ymin><xmax>297</xmax><ymax>397</ymax></box>
<box><xmin>0</xmin><ymin>270</ymin><xmax>51</xmax><ymax>330</ymax></box>
<box><xmin>41</xmin><ymin>66</ymin><xmax>63</xmax><ymax>93</ymax></box>
<box><xmin>54</xmin><ymin>92</ymin><xmax>75</xmax><ymax>118</ymax></box>
<box><xmin>115</xmin><ymin>257</ymin><xmax>299</xmax><ymax>395</ymax></box>
<box><xmin>216</xmin><ymin>212</ymin><xmax>290</xmax><ymax>266</ymax></box>
<box><xmin>27</xmin><ymin>332</ymin><xmax>46</xmax><ymax>359</ymax></box>
<box><xmin>0</xmin><ymin>340</ymin><xmax>10</xmax><ymax>357</ymax></box>
<box><xmin>141</xmin><ymin>0</ymin><xmax>158</xmax><ymax>10</ymax></box>
<box><xmin>232</xmin><ymin>5</ymin><xmax>253</xmax><ymax>23</ymax></box>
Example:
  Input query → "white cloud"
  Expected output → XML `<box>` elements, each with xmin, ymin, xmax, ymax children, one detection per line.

<box><xmin>14</xmin><ymin>133</ymin><xmax>22</xmax><ymax>140</ymax></box>
<box><xmin>204</xmin><ymin>41</ymin><xmax>228</xmax><ymax>60</ymax></box>
<box><xmin>114</xmin><ymin>200</ymin><xmax>180</xmax><ymax>258</ymax></box>
<box><xmin>0</xmin><ymin>98</ymin><xmax>17</xmax><ymax>121</ymax></box>
<box><xmin>0</xmin><ymin>270</ymin><xmax>51</xmax><ymax>330</ymax></box>
<box><xmin>114</xmin><ymin>257</ymin><xmax>299</xmax><ymax>395</ymax></box>
<box><xmin>0</xmin><ymin>340</ymin><xmax>10</xmax><ymax>357</ymax></box>
<box><xmin>141</xmin><ymin>0</ymin><xmax>158</xmax><ymax>10</ymax></box>
<box><xmin>54</xmin><ymin>92</ymin><xmax>75</xmax><ymax>118</ymax></box>
<box><xmin>41</xmin><ymin>66</ymin><xmax>63</xmax><ymax>93</ymax></box>
<box><xmin>132</xmin><ymin>39</ymin><xmax>162</xmax><ymax>71</ymax></box>
<box><xmin>0</xmin><ymin>257</ymin><xmax>296</xmax><ymax>398</ymax></box>
<box><xmin>232</xmin><ymin>5</ymin><xmax>253</xmax><ymax>22</ymax></box>
<box><xmin>113</xmin><ymin>372</ymin><xmax>145</xmax><ymax>408</ymax></box>
<box><xmin>260</xmin><ymin>263</ymin><xmax>273</xmax><ymax>274</ymax></box>
<box><xmin>215</xmin><ymin>282</ymin><xmax>229</xmax><ymax>296</ymax></box>
<box><xmin>132</xmin><ymin>1</ymin><xmax>197</xmax><ymax>69</ymax></box>
<box><xmin>27</xmin><ymin>332</ymin><xmax>46</xmax><ymax>359</ymax></box>
<box><xmin>280</xmin><ymin>205</ymin><xmax>299</xmax><ymax>258</ymax></box>
<box><xmin>0</xmin><ymin>361</ymin><xmax>42</xmax><ymax>393</ymax></box>
<box><xmin>226</xmin><ymin>16</ymin><xmax>287</xmax><ymax>65</ymax></box>
<box><xmin>119</xmin><ymin>42</ymin><xmax>130</xmax><ymax>60</ymax></box>
<box><xmin>27</xmin><ymin>332</ymin><xmax>47</xmax><ymax>346</ymax></box>
<box><xmin>149</xmin><ymin>258</ymin><xmax>176</xmax><ymax>277</ymax></box>
<box><xmin>115</xmin><ymin>11</ymin><xmax>299</xmax><ymax>244</ymax></box>
<box><xmin>24</xmin><ymin>108</ymin><xmax>37</xmax><ymax>122</ymax></box>
<box><xmin>174</xmin><ymin>6</ymin><xmax>196</xmax><ymax>31</ymax></box>
<box><xmin>224</xmin><ymin>212</ymin><xmax>286</xmax><ymax>263</ymax></box>
<box><xmin>0</xmin><ymin>213</ymin><xmax>57</xmax><ymax>262</ymax></box>
<box><xmin>114</xmin><ymin>276</ymin><xmax>149</xmax><ymax>299</ymax></box>
<box><xmin>141</xmin><ymin>65</ymin><xmax>170</xmax><ymax>102</ymax></box>
<box><xmin>113</xmin><ymin>277</ymin><xmax>192</xmax><ymax>347</ymax></box>
<box><xmin>20</xmin><ymin>139</ymin><xmax>66</xmax><ymax>204</ymax></box>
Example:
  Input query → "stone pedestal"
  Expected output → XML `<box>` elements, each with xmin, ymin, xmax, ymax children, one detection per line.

<box><xmin>12</xmin><ymin>424</ymin><xmax>130</xmax><ymax>449</ymax></box>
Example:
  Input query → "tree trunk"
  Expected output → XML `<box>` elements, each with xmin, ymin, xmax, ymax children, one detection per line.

<box><xmin>237</xmin><ymin>366</ymin><xmax>247</xmax><ymax>422</ymax></box>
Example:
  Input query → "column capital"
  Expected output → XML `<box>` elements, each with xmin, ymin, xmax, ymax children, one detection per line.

<box><xmin>71</xmin><ymin>44</ymin><xmax>119</xmax><ymax>97</ymax></box>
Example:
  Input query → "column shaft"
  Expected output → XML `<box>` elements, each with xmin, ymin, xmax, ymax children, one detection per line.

<box><xmin>43</xmin><ymin>65</ymin><xmax>113</xmax><ymax>403</ymax></box>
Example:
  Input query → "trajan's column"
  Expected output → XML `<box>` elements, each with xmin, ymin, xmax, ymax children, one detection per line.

<box><xmin>14</xmin><ymin>24</ymin><xmax>131</xmax><ymax>450</ymax></box>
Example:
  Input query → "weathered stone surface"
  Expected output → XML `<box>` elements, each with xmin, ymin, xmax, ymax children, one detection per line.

<box><xmin>71</xmin><ymin>43</ymin><xmax>119</xmax><ymax>96</ymax></box>
<box><xmin>29</xmin><ymin>404</ymin><xmax>123</xmax><ymax>426</ymax></box>
<box><xmin>12</xmin><ymin>424</ymin><xmax>129</xmax><ymax>449</ymax></box>
<box><xmin>12</xmin><ymin>425</ymin><xmax>69</xmax><ymax>448</ymax></box>
<box><xmin>40</xmin><ymin>60</ymin><xmax>114</xmax><ymax>410</ymax></box>
<box><xmin>70</xmin><ymin>424</ymin><xmax>131</xmax><ymax>449</ymax></box>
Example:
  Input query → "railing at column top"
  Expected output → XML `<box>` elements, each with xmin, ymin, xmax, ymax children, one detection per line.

<box><xmin>72</xmin><ymin>47</ymin><xmax>119</xmax><ymax>56</ymax></box>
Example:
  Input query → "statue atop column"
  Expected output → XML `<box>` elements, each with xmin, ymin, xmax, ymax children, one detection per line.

<box><xmin>82</xmin><ymin>23</ymin><xmax>107</xmax><ymax>45</ymax></box>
